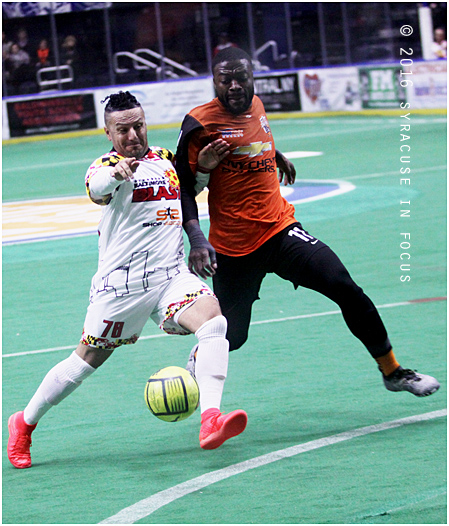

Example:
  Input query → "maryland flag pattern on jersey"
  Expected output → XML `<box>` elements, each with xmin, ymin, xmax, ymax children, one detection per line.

<box><xmin>148</xmin><ymin>146</ymin><xmax>174</xmax><ymax>163</ymax></box>
<box><xmin>100</xmin><ymin>152</ymin><xmax>124</xmax><ymax>167</ymax></box>
<box><xmin>163</xmin><ymin>287</ymin><xmax>216</xmax><ymax>335</ymax></box>
<box><xmin>85</xmin><ymin>151</ymin><xmax>126</xmax><ymax>205</ymax></box>
<box><xmin>165</xmin><ymin>168</ymin><xmax>180</xmax><ymax>191</ymax></box>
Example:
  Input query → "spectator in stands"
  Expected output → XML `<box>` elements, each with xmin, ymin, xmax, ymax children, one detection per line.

<box><xmin>5</xmin><ymin>42</ymin><xmax>33</xmax><ymax>91</ymax></box>
<box><xmin>36</xmin><ymin>39</ymin><xmax>51</xmax><ymax>69</ymax></box>
<box><xmin>213</xmin><ymin>32</ymin><xmax>238</xmax><ymax>57</ymax></box>
<box><xmin>431</xmin><ymin>28</ymin><xmax>447</xmax><ymax>59</ymax></box>
<box><xmin>16</xmin><ymin>27</ymin><xmax>31</xmax><ymax>54</ymax></box>
<box><xmin>7</xmin><ymin>42</ymin><xmax>30</xmax><ymax>70</ymax></box>
<box><xmin>61</xmin><ymin>35</ymin><xmax>80</xmax><ymax>74</ymax></box>
<box><xmin>3</xmin><ymin>31</ymin><xmax>13</xmax><ymax>62</ymax></box>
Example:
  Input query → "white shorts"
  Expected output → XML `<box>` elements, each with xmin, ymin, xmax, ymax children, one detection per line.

<box><xmin>81</xmin><ymin>265</ymin><xmax>215</xmax><ymax>349</ymax></box>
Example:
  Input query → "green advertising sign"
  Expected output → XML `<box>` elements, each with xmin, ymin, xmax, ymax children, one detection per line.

<box><xmin>359</xmin><ymin>67</ymin><xmax>407</xmax><ymax>108</ymax></box>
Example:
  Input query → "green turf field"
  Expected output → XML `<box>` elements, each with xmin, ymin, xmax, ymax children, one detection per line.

<box><xmin>3</xmin><ymin>112</ymin><xmax>447</xmax><ymax>524</ymax></box>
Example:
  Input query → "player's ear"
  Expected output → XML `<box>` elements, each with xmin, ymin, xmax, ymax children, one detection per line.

<box><xmin>104</xmin><ymin>126</ymin><xmax>112</xmax><ymax>142</ymax></box>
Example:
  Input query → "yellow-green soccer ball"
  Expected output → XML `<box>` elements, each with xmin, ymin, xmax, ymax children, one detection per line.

<box><xmin>144</xmin><ymin>366</ymin><xmax>199</xmax><ymax>422</ymax></box>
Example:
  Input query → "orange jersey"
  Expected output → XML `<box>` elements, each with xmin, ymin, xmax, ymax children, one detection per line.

<box><xmin>183</xmin><ymin>96</ymin><xmax>296</xmax><ymax>256</ymax></box>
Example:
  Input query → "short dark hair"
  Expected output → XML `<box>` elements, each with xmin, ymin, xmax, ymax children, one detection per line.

<box><xmin>212</xmin><ymin>47</ymin><xmax>252</xmax><ymax>74</ymax></box>
<box><xmin>102</xmin><ymin>91</ymin><xmax>141</xmax><ymax>113</ymax></box>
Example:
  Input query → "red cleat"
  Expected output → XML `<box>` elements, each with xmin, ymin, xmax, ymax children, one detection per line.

<box><xmin>7</xmin><ymin>411</ymin><xmax>37</xmax><ymax>469</ymax></box>
<box><xmin>200</xmin><ymin>408</ymin><xmax>247</xmax><ymax>450</ymax></box>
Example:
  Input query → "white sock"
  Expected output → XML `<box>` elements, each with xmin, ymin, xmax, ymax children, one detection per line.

<box><xmin>23</xmin><ymin>351</ymin><xmax>95</xmax><ymax>425</ymax></box>
<box><xmin>194</xmin><ymin>315</ymin><xmax>229</xmax><ymax>414</ymax></box>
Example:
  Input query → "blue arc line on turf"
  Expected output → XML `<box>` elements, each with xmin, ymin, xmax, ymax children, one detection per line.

<box><xmin>2</xmin><ymin>297</ymin><xmax>446</xmax><ymax>358</ymax></box>
<box><xmin>98</xmin><ymin>409</ymin><xmax>447</xmax><ymax>524</ymax></box>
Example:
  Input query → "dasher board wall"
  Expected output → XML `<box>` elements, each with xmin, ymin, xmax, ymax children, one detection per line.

<box><xmin>2</xmin><ymin>59</ymin><xmax>447</xmax><ymax>140</ymax></box>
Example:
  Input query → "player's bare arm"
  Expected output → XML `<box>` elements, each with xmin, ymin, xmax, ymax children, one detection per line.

<box><xmin>275</xmin><ymin>149</ymin><xmax>296</xmax><ymax>186</ymax></box>
<box><xmin>198</xmin><ymin>139</ymin><xmax>230</xmax><ymax>172</ymax></box>
<box><xmin>184</xmin><ymin>219</ymin><xmax>217</xmax><ymax>279</ymax></box>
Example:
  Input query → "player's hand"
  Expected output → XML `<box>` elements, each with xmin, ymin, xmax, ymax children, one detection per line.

<box><xmin>197</xmin><ymin>139</ymin><xmax>230</xmax><ymax>172</ymax></box>
<box><xmin>184</xmin><ymin>219</ymin><xmax>217</xmax><ymax>279</ymax></box>
<box><xmin>112</xmin><ymin>158</ymin><xmax>139</xmax><ymax>181</ymax></box>
<box><xmin>188</xmin><ymin>246</ymin><xmax>217</xmax><ymax>279</ymax></box>
<box><xmin>276</xmin><ymin>150</ymin><xmax>296</xmax><ymax>186</ymax></box>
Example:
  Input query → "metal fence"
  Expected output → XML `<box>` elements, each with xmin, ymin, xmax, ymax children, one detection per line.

<box><xmin>2</xmin><ymin>2</ymin><xmax>447</xmax><ymax>97</ymax></box>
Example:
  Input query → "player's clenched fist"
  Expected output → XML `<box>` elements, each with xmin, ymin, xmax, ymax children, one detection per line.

<box><xmin>112</xmin><ymin>157</ymin><xmax>140</xmax><ymax>181</ymax></box>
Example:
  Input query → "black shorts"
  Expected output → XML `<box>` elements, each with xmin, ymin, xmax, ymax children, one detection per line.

<box><xmin>213</xmin><ymin>222</ymin><xmax>326</xmax><ymax>304</ymax></box>
<box><xmin>212</xmin><ymin>221</ymin><xmax>390</xmax><ymax>355</ymax></box>
<box><xmin>212</xmin><ymin>222</ymin><xmax>326</xmax><ymax>350</ymax></box>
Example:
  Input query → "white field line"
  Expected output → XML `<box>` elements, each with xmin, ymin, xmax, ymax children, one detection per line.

<box><xmin>1</xmin><ymin>298</ymin><xmax>439</xmax><ymax>359</ymax></box>
<box><xmin>98</xmin><ymin>409</ymin><xmax>447</xmax><ymax>524</ymax></box>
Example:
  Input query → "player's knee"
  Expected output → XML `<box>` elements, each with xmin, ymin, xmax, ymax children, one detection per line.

<box><xmin>335</xmin><ymin>270</ymin><xmax>366</xmax><ymax>304</ymax></box>
<box><xmin>195</xmin><ymin>314</ymin><xmax>228</xmax><ymax>341</ymax></box>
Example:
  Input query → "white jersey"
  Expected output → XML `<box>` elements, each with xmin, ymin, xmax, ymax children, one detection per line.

<box><xmin>85</xmin><ymin>146</ymin><xmax>185</xmax><ymax>299</ymax></box>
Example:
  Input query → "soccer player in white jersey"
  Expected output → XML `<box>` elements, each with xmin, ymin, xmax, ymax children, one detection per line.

<box><xmin>7</xmin><ymin>91</ymin><xmax>247</xmax><ymax>469</ymax></box>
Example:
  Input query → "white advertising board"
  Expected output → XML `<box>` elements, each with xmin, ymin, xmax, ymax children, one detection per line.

<box><xmin>299</xmin><ymin>67</ymin><xmax>361</xmax><ymax>112</ymax></box>
<box><xmin>2</xmin><ymin>100</ymin><xmax>10</xmax><ymax>140</ymax></box>
<box><xmin>406</xmin><ymin>60</ymin><xmax>447</xmax><ymax>109</ymax></box>
<box><xmin>93</xmin><ymin>77</ymin><xmax>214</xmax><ymax>127</ymax></box>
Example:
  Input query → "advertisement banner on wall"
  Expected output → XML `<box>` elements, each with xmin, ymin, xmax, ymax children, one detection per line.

<box><xmin>299</xmin><ymin>67</ymin><xmax>361</xmax><ymax>112</ymax></box>
<box><xmin>6</xmin><ymin>93</ymin><xmax>97</xmax><ymax>137</ymax></box>
<box><xmin>406</xmin><ymin>60</ymin><xmax>447</xmax><ymax>109</ymax></box>
<box><xmin>254</xmin><ymin>72</ymin><xmax>301</xmax><ymax>112</ymax></box>
<box><xmin>359</xmin><ymin>66</ymin><xmax>406</xmax><ymax>108</ymax></box>
<box><xmin>94</xmin><ymin>77</ymin><xmax>215</xmax><ymax>127</ymax></box>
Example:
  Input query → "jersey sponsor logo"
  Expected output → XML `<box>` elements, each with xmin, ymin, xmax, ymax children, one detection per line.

<box><xmin>156</xmin><ymin>207</ymin><xmax>180</xmax><ymax>222</ymax></box>
<box><xmin>132</xmin><ymin>169</ymin><xmax>180</xmax><ymax>203</ymax></box>
<box><xmin>132</xmin><ymin>185</ymin><xmax>180</xmax><ymax>202</ymax></box>
<box><xmin>218</xmin><ymin>128</ymin><xmax>244</xmax><ymax>138</ymax></box>
<box><xmin>259</xmin><ymin>115</ymin><xmax>271</xmax><ymax>134</ymax></box>
<box><xmin>134</xmin><ymin>178</ymin><xmax>166</xmax><ymax>189</ymax></box>
<box><xmin>142</xmin><ymin>207</ymin><xmax>181</xmax><ymax>228</ymax></box>
<box><xmin>222</xmin><ymin>155</ymin><xmax>276</xmax><ymax>173</ymax></box>
<box><xmin>232</xmin><ymin>141</ymin><xmax>272</xmax><ymax>158</ymax></box>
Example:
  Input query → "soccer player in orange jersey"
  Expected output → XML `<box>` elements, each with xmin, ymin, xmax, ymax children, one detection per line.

<box><xmin>176</xmin><ymin>47</ymin><xmax>439</xmax><ymax>398</ymax></box>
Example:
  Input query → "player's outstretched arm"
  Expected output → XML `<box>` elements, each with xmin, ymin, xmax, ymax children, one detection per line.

<box><xmin>184</xmin><ymin>219</ymin><xmax>217</xmax><ymax>279</ymax></box>
<box><xmin>275</xmin><ymin>149</ymin><xmax>296</xmax><ymax>186</ymax></box>
<box><xmin>88</xmin><ymin>158</ymin><xmax>140</xmax><ymax>203</ymax></box>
